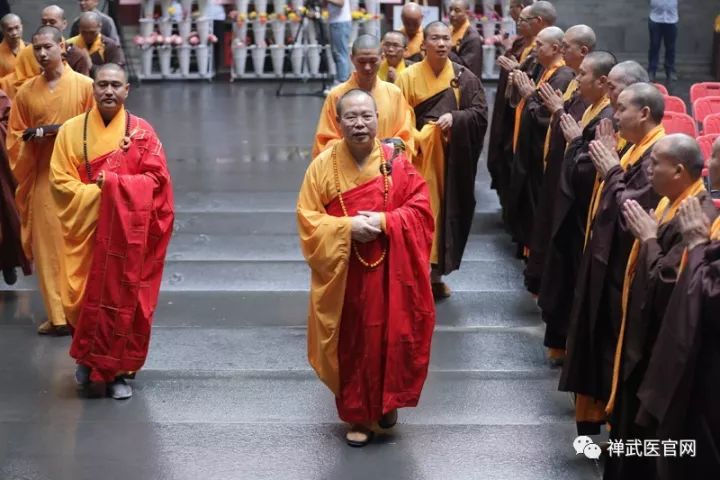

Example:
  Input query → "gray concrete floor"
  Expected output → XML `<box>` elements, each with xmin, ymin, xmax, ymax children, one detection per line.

<box><xmin>0</xmin><ymin>82</ymin><xmax>603</xmax><ymax>480</ymax></box>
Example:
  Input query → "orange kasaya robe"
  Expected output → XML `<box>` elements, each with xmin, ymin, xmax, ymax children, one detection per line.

<box><xmin>7</xmin><ymin>66</ymin><xmax>94</xmax><ymax>326</ymax></box>
<box><xmin>297</xmin><ymin>140</ymin><xmax>435</xmax><ymax>422</ymax></box>
<box><xmin>49</xmin><ymin>106</ymin><xmax>174</xmax><ymax>382</ymax></box>
<box><xmin>312</xmin><ymin>73</ymin><xmax>414</xmax><ymax>158</ymax></box>
<box><xmin>401</xmin><ymin>28</ymin><xmax>424</xmax><ymax>61</ymax></box>
<box><xmin>377</xmin><ymin>58</ymin><xmax>407</xmax><ymax>83</ymax></box>
<box><xmin>0</xmin><ymin>38</ymin><xmax>24</xmax><ymax>77</ymax></box>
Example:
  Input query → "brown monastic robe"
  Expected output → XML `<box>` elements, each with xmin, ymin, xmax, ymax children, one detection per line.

<box><xmin>523</xmin><ymin>84</ymin><xmax>589</xmax><ymax>294</ymax></box>
<box><xmin>560</xmin><ymin>138</ymin><xmax>662</xmax><ymax>435</ymax></box>
<box><xmin>448</xmin><ymin>24</ymin><xmax>484</xmax><ymax>81</ymax></box>
<box><xmin>604</xmin><ymin>191</ymin><xmax>718</xmax><ymax>480</ymax></box>
<box><xmin>537</xmin><ymin>105</ymin><xmax>614</xmax><ymax>350</ymax></box>
<box><xmin>504</xmin><ymin>65</ymin><xmax>575</xmax><ymax>248</ymax></box>
<box><xmin>636</xmin><ymin>221</ymin><xmax>720</xmax><ymax>479</ymax></box>
<box><xmin>487</xmin><ymin>36</ymin><xmax>528</xmax><ymax>193</ymax></box>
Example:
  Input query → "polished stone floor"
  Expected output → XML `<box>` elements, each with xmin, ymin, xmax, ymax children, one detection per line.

<box><xmin>0</xmin><ymin>82</ymin><xmax>602</xmax><ymax>480</ymax></box>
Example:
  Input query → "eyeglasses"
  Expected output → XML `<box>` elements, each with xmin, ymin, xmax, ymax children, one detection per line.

<box><xmin>517</xmin><ymin>16</ymin><xmax>539</xmax><ymax>23</ymax></box>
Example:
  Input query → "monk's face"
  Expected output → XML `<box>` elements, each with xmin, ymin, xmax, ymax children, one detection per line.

<box><xmin>382</xmin><ymin>33</ymin><xmax>406</xmax><ymax>67</ymax></box>
<box><xmin>78</xmin><ymin>0</ymin><xmax>99</xmax><ymax>12</ymax></box>
<box><xmin>561</xmin><ymin>35</ymin><xmax>586</xmax><ymax>71</ymax></box>
<box><xmin>1</xmin><ymin>17</ymin><xmax>23</xmax><ymax>47</ymax></box>
<box><xmin>710</xmin><ymin>141</ymin><xmax>720</xmax><ymax>190</ymax></box>
<box><xmin>337</xmin><ymin>95</ymin><xmax>378</xmax><ymax>146</ymax></box>
<box><xmin>535</xmin><ymin>35</ymin><xmax>560</xmax><ymax>67</ymax></box>
<box><xmin>32</xmin><ymin>33</ymin><xmax>64</xmax><ymax>70</ymax></box>
<box><xmin>94</xmin><ymin>68</ymin><xmax>129</xmax><ymax>119</ymax></box>
<box><xmin>423</xmin><ymin>25</ymin><xmax>451</xmax><ymax>61</ymax></box>
<box><xmin>351</xmin><ymin>48</ymin><xmax>381</xmax><ymax>83</ymax></box>
<box><xmin>614</xmin><ymin>90</ymin><xmax>650</xmax><ymax>141</ymax></box>
<box><xmin>401</xmin><ymin>9</ymin><xmax>423</xmax><ymax>38</ymax></box>
<box><xmin>648</xmin><ymin>140</ymin><xmax>683</xmax><ymax>197</ymax></box>
<box><xmin>448</xmin><ymin>2</ymin><xmax>468</xmax><ymax>30</ymax></box>
<box><xmin>606</xmin><ymin>69</ymin><xmax>627</xmax><ymax>108</ymax></box>
<box><xmin>41</xmin><ymin>9</ymin><xmax>68</xmax><ymax>32</ymax></box>
<box><xmin>516</xmin><ymin>7</ymin><xmax>534</xmax><ymax>38</ymax></box>
<box><xmin>576</xmin><ymin>59</ymin><xmax>606</xmax><ymax>103</ymax></box>
<box><xmin>79</xmin><ymin>19</ymin><xmax>101</xmax><ymax>47</ymax></box>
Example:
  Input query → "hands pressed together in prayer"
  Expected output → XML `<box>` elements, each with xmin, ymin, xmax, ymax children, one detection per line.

<box><xmin>677</xmin><ymin>196</ymin><xmax>711</xmax><ymax>251</ymax></box>
<box><xmin>497</xmin><ymin>55</ymin><xmax>519</xmax><ymax>73</ymax></box>
<box><xmin>538</xmin><ymin>83</ymin><xmax>564</xmax><ymax>116</ymax></box>
<box><xmin>588</xmin><ymin>137</ymin><xmax>621</xmax><ymax>177</ymax></box>
<box><xmin>594</xmin><ymin>118</ymin><xmax>618</xmax><ymax>152</ymax></box>
<box><xmin>622</xmin><ymin>199</ymin><xmax>657</xmax><ymax>242</ymax></box>
<box><xmin>559</xmin><ymin>113</ymin><xmax>582</xmax><ymax>143</ymax></box>
<box><xmin>513</xmin><ymin>71</ymin><xmax>536</xmax><ymax>99</ymax></box>
<box><xmin>351</xmin><ymin>211</ymin><xmax>383</xmax><ymax>243</ymax></box>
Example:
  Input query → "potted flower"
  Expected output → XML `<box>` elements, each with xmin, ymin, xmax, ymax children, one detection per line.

<box><xmin>232</xmin><ymin>37</ymin><xmax>249</xmax><ymax>76</ymax></box>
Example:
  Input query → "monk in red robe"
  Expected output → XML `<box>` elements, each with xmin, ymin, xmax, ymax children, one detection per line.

<box><xmin>49</xmin><ymin>64</ymin><xmax>174</xmax><ymax>399</ymax></box>
<box><xmin>297</xmin><ymin>89</ymin><xmax>435</xmax><ymax>447</ymax></box>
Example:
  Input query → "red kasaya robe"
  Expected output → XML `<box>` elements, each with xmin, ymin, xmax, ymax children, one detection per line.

<box><xmin>68</xmin><ymin>115</ymin><xmax>174</xmax><ymax>383</ymax></box>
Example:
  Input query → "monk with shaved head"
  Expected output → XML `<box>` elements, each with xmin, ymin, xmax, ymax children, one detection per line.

<box><xmin>7</xmin><ymin>25</ymin><xmax>94</xmax><ymax>336</ymax></box>
<box><xmin>560</xmin><ymin>83</ymin><xmax>668</xmax><ymax>435</ymax></box>
<box><xmin>601</xmin><ymin>134</ymin><xmax>718</xmax><ymax>478</ymax></box>
<box><xmin>312</xmin><ymin>34</ymin><xmax>413</xmax><ymax>158</ymax></box>
<box><xmin>0</xmin><ymin>14</ymin><xmax>23</xmax><ymax>76</ymax></box>
<box><xmin>400</xmin><ymin>2</ymin><xmax>424</xmax><ymax>62</ymax></box>
<box><xmin>70</xmin><ymin>0</ymin><xmax>120</xmax><ymax>43</ymax></box>
<box><xmin>49</xmin><ymin>63</ymin><xmax>174</xmax><ymax>400</ymax></box>
<box><xmin>67</xmin><ymin>11</ymin><xmax>125</xmax><ymax>76</ymax></box>
<box><xmin>505</xmin><ymin>26</ymin><xmax>575</xmax><ymax>259</ymax></box>
<box><xmin>299</xmin><ymin>88</ymin><xmax>435</xmax><ymax>447</ymax></box>
<box><xmin>447</xmin><ymin>0</ymin><xmax>484</xmax><ymax>80</ymax></box>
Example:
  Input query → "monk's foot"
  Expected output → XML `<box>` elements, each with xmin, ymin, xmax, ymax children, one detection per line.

<box><xmin>107</xmin><ymin>377</ymin><xmax>133</xmax><ymax>400</ymax></box>
<box><xmin>37</xmin><ymin>321</ymin><xmax>71</xmax><ymax>337</ymax></box>
<box><xmin>547</xmin><ymin>348</ymin><xmax>566</xmax><ymax>368</ymax></box>
<box><xmin>431</xmin><ymin>282</ymin><xmax>452</xmax><ymax>301</ymax></box>
<box><xmin>378</xmin><ymin>409</ymin><xmax>398</xmax><ymax>429</ymax></box>
<box><xmin>75</xmin><ymin>364</ymin><xmax>91</xmax><ymax>386</ymax></box>
<box><xmin>345</xmin><ymin>424</ymin><xmax>374</xmax><ymax>447</ymax></box>
<box><xmin>2</xmin><ymin>267</ymin><xmax>17</xmax><ymax>285</ymax></box>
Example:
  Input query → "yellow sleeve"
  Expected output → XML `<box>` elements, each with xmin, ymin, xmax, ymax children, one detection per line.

<box><xmin>49</xmin><ymin>124</ymin><xmax>101</xmax><ymax>242</ymax></box>
<box><xmin>311</xmin><ymin>95</ymin><xmax>342</xmax><ymax>159</ymax></box>
<box><xmin>7</xmin><ymin>91</ymin><xmax>31</xmax><ymax>181</ymax></box>
<box><xmin>13</xmin><ymin>46</ymin><xmax>40</xmax><ymax>89</ymax></box>
<box><xmin>296</xmin><ymin>160</ymin><xmax>352</xmax><ymax>273</ymax></box>
<box><xmin>395</xmin><ymin>92</ymin><xmax>416</xmax><ymax>157</ymax></box>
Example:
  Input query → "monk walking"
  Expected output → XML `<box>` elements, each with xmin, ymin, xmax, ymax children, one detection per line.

<box><xmin>8</xmin><ymin>26</ymin><xmax>94</xmax><ymax>336</ymax></box>
<box><xmin>377</xmin><ymin>31</ymin><xmax>408</xmax><ymax>84</ymax></box>
<box><xmin>312</xmin><ymin>35</ymin><xmax>413</xmax><ymax>158</ymax></box>
<box><xmin>49</xmin><ymin>63</ymin><xmax>174</xmax><ymax>399</ymax></box>
<box><xmin>396</xmin><ymin>21</ymin><xmax>488</xmax><ymax>299</ymax></box>
<box><xmin>298</xmin><ymin>89</ymin><xmax>435</xmax><ymax>447</ymax></box>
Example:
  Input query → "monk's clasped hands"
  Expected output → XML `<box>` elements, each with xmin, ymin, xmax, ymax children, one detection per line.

<box><xmin>559</xmin><ymin>113</ymin><xmax>582</xmax><ymax>143</ymax></box>
<box><xmin>538</xmin><ymin>83</ymin><xmax>564</xmax><ymax>115</ymax></box>
<box><xmin>588</xmin><ymin>139</ymin><xmax>620</xmax><ymax>177</ymax></box>
<box><xmin>351</xmin><ymin>211</ymin><xmax>382</xmax><ymax>243</ymax></box>
<box><xmin>622</xmin><ymin>199</ymin><xmax>657</xmax><ymax>242</ymax></box>
<box><xmin>677</xmin><ymin>196</ymin><xmax>710</xmax><ymax>250</ymax></box>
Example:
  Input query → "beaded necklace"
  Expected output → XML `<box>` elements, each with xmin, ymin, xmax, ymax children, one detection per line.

<box><xmin>331</xmin><ymin>140</ymin><xmax>390</xmax><ymax>268</ymax></box>
<box><xmin>83</xmin><ymin>109</ymin><xmax>130</xmax><ymax>182</ymax></box>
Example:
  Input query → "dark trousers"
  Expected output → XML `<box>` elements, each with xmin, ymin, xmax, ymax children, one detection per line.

<box><xmin>648</xmin><ymin>19</ymin><xmax>677</xmax><ymax>76</ymax></box>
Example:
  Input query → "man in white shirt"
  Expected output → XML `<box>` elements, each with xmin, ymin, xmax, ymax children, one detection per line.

<box><xmin>648</xmin><ymin>0</ymin><xmax>678</xmax><ymax>82</ymax></box>
<box><xmin>326</xmin><ymin>0</ymin><xmax>352</xmax><ymax>84</ymax></box>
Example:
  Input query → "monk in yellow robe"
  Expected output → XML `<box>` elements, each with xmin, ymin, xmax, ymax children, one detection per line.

<box><xmin>50</xmin><ymin>64</ymin><xmax>174</xmax><ymax>399</ymax></box>
<box><xmin>66</xmin><ymin>11</ymin><xmax>126</xmax><ymax>77</ymax></box>
<box><xmin>377</xmin><ymin>30</ymin><xmax>408</xmax><ymax>84</ymax></box>
<box><xmin>13</xmin><ymin>5</ymin><xmax>91</xmax><ymax>94</ymax></box>
<box><xmin>298</xmin><ymin>89</ymin><xmax>435</xmax><ymax>447</ymax></box>
<box><xmin>8</xmin><ymin>26</ymin><xmax>94</xmax><ymax>336</ymax></box>
<box><xmin>0</xmin><ymin>13</ymin><xmax>24</xmax><ymax>98</ymax></box>
<box><xmin>400</xmin><ymin>2</ymin><xmax>424</xmax><ymax>62</ymax></box>
<box><xmin>312</xmin><ymin>34</ymin><xmax>413</xmax><ymax>159</ymax></box>
<box><xmin>396</xmin><ymin>21</ymin><xmax>488</xmax><ymax>299</ymax></box>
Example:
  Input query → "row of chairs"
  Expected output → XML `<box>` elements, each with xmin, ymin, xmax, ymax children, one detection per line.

<box><xmin>657</xmin><ymin>82</ymin><xmax>720</xmax><ymax>136</ymax></box>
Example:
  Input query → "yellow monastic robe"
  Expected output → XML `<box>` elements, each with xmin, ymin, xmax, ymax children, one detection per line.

<box><xmin>297</xmin><ymin>140</ymin><xmax>385</xmax><ymax>394</ymax></box>
<box><xmin>377</xmin><ymin>58</ymin><xmax>406</xmax><ymax>83</ymax></box>
<box><xmin>49</xmin><ymin>106</ymin><xmax>127</xmax><ymax>326</ymax></box>
<box><xmin>451</xmin><ymin>19</ymin><xmax>470</xmax><ymax>47</ymax></box>
<box><xmin>311</xmin><ymin>73</ymin><xmax>414</xmax><ymax>158</ymax></box>
<box><xmin>395</xmin><ymin>59</ymin><xmax>457</xmax><ymax>263</ymax></box>
<box><xmin>13</xmin><ymin>44</ymin><xmax>41</xmax><ymax>90</ymax></box>
<box><xmin>67</xmin><ymin>34</ymin><xmax>104</xmax><ymax>59</ymax></box>
<box><xmin>0</xmin><ymin>38</ymin><xmax>24</xmax><ymax>77</ymax></box>
<box><xmin>8</xmin><ymin>66</ymin><xmax>94</xmax><ymax>326</ymax></box>
<box><xmin>402</xmin><ymin>28</ymin><xmax>424</xmax><ymax>60</ymax></box>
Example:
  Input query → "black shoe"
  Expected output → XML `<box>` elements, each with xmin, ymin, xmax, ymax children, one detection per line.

<box><xmin>378</xmin><ymin>409</ymin><xmax>398</xmax><ymax>429</ymax></box>
<box><xmin>2</xmin><ymin>268</ymin><xmax>17</xmax><ymax>285</ymax></box>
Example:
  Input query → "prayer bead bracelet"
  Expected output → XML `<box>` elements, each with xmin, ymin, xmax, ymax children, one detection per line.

<box><xmin>332</xmin><ymin>141</ymin><xmax>389</xmax><ymax>269</ymax></box>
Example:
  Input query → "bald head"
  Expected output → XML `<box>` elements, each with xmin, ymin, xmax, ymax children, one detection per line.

<box><xmin>42</xmin><ymin>5</ymin><xmax>65</xmax><ymax>20</ymax></box>
<box><xmin>41</xmin><ymin>5</ymin><xmax>68</xmax><ymax>32</ymax></box>
<box><xmin>352</xmin><ymin>34</ymin><xmax>381</xmax><ymax>55</ymax></box>
<box><xmin>401</xmin><ymin>2</ymin><xmax>423</xmax><ymax>37</ymax></box>
<box><xmin>1</xmin><ymin>14</ymin><xmax>23</xmax><ymax>47</ymax></box>
<box><xmin>583</xmin><ymin>51</ymin><xmax>616</xmax><ymax>78</ymax></box>
<box><xmin>537</xmin><ymin>26</ymin><xmax>564</xmax><ymax>44</ymax></box>
<box><xmin>79</xmin><ymin>11</ymin><xmax>102</xmax><ymax>28</ymax></box>
<box><xmin>624</xmin><ymin>83</ymin><xmax>665</xmax><ymax>123</ymax></box>
<box><xmin>95</xmin><ymin>62</ymin><xmax>128</xmax><ymax>82</ymax></box>
<box><xmin>530</xmin><ymin>1</ymin><xmax>557</xmax><ymax>26</ymax></box>
<box><xmin>607</xmin><ymin>60</ymin><xmax>650</xmax><ymax>108</ymax></box>
<box><xmin>535</xmin><ymin>26</ymin><xmax>564</xmax><ymax>67</ymax></box>
<box><xmin>654</xmin><ymin>134</ymin><xmax>705</xmax><ymax>180</ymax></box>
<box><xmin>565</xmin><ymin>25</ymin><xmax>596</xmax><ymax>51</ymax></box>
<box><xmin>509</xmin><ymin>0</ymin><xmax>535</xmax><ymax>22</ymax></box>
<box><xmin>1</xmin><ymin>13</ymin><xmax>21</xmax><ymax>30</ymax></box>
<box><xmin>33</xmin><ymin>25</ymin><xmax>63</xmax><ymax>44</ymax></box>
